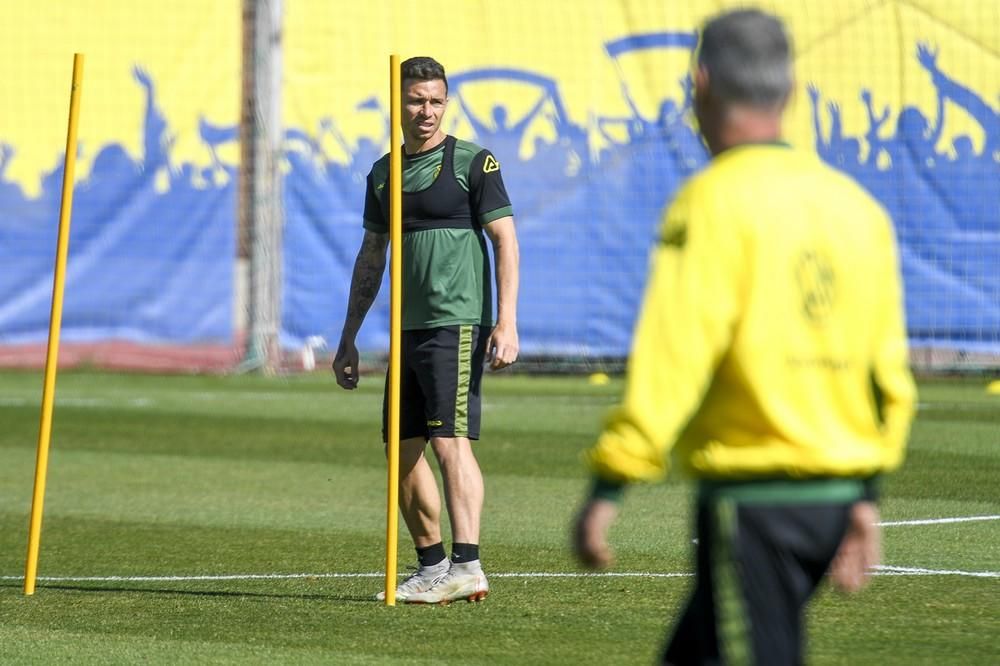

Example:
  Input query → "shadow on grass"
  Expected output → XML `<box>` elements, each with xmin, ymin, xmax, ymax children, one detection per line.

<box><xmin>0</xmin><ymin>581</ymin><xmax>373</xmax><ymax>603</ymax></box>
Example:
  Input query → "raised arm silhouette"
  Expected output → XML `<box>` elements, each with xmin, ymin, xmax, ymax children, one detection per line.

<box><xmin>918</xmin><ymin>41</ymin><xmax>999</xmax><ymax>160</ymax></box>
<box><xmin>133</xmin><ymin>65</ymin><xmax>173</xmax><ymax>172</ymax></box>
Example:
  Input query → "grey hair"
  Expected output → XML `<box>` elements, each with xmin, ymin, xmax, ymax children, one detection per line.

<box><xmin>697</xmin><ymin>9</ymin><xmax>792</xmax><ymax>108</ymax></box>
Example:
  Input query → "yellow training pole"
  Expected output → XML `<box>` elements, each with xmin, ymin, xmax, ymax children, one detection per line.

<box><xmin>384</xmin><ymin>54</ymin><xmax>403</xmax><ymax>606</ymax></box>
<box><xmin>24</xmin><ymin>53</ymin><xmax>85</xmax><ymax>596</ymax></box>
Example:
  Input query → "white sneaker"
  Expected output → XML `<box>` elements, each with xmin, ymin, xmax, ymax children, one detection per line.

<box><xmin>374</xmin><ymin>560</ymin><xmax>450</xmax><ymax>602</ymax></box>
<box><xmin>404</xmin><ymin>560</ymin><xmax>489</xmax><ymax>605</ymax></box>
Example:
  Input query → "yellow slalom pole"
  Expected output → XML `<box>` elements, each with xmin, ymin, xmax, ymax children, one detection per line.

<box><xmin>384</xmin><ymin>54</ymin><xmax>403</xmax><ymax>606</ymax></box>
<box><xmin>24</xmin><ymin>53</ymin><xmax>85</xmax><ymax>596</ymax></box>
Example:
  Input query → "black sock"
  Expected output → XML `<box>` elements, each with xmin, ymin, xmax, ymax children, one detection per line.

<box><xmin>416</xmin><ymin>542</ymin><xmax>446</xmax><ymax>568</ymax></box>
<box><xmin>451</xmin><ymin>542</ymin><xmax>479</xmax><ymax>564</ymax></box>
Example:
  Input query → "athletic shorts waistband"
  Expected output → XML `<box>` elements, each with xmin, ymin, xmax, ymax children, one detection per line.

<box><xmin>697</xmin><ymin>478</ymin><xmax>865</xmax><ymax>504</ymax></box>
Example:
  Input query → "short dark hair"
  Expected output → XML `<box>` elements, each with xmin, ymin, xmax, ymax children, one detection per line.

<box><xmin>401</xmin><ymin>56</ymin><xmax>448</xmax><ymax>93</ymax></box>
<box><xmin>697</xmin><ymin>9</ymin><xmax>792</xmax><ymax>108</ymax></box>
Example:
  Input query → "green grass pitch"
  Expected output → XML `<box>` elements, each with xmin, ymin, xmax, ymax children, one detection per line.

<box><xmin>1</xmin><ymin>370</ymin><xmax>997</xmax><ymax>663</ymax></box>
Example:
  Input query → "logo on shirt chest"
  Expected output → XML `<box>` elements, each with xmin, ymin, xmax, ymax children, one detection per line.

<box><xmin>659</xmin><ymin>222</ymin><xmax>687</xmax><ymax>249</ymax></box>
<box><xmin>795</xmin><ymin>249</ymin><xmax>836</xmax><ymax>323</ymax></box>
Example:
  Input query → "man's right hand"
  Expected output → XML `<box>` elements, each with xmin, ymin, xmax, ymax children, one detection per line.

<box><xmin>572</xmin><ymin>498</ymin><xmax>619</xmax><ymax>570</ymax></box>
<box><xmin>332</xmin><ymin>339</ymin><xmax>360</xmax><ymax>390</ymax></box>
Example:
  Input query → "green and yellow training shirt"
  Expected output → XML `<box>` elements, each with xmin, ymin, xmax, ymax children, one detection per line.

<box><xmin>587</xmin><ymin>144</ymin><xmax>916</xmax><ymax>486</ymax></box>
<box><xmin>363</xmin><ymin>136</ymin><xmax>513</xmax><ymax>330</ymax></box>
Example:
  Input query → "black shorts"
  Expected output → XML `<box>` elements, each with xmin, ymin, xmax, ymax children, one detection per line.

<box><xmin>381</xmin><ymin>324</ymin><xmax>487</xmax><ymax>442</ymax></box>
<box><xmin>662</xmin><ymin>480</ymin><xmax>857</xmax><ymax>665</ymax></box>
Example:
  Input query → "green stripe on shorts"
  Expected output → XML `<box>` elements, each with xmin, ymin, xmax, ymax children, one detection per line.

<box><xmin>713</xmin><ymin>498</ymin><xmax>751</xmax><ymax>666</ymax></box>
<box><xmin>454</xmin><ymin>325</ymin><xmax>473</xmax><ymax>436</ymax></box>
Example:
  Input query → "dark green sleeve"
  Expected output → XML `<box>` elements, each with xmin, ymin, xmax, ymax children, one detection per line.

<box><xmin>588</xmin><ymin>476</ymin><xmax>627</xmax><ymax>504</ymax></box>
<box><xmin>467</xmin><ymin>149</ymin><xmax>514</xmax><ymax>224</ymax></box>
<box><xmin>362</xmin><ymin>158</ymin><xmax>390</xmax><ymax>232</ymax></box>
<box><xmin>862</xmin><ymin>475</ymin><xmax>880</xmax><ymax>503</ymax></box>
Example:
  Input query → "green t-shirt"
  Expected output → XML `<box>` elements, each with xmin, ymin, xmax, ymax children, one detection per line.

<box><xmin>363</xmin><ymin>136</ymin><xmax>513</xmax><ymax>330</ymax></box>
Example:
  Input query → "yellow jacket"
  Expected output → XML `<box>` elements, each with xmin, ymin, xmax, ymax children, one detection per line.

<box><xmin>587</xmin><ymin>144</ymin><xmax>916</xmax><ymax>484</ymax></box>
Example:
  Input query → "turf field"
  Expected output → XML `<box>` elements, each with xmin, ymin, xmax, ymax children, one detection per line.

<box><xmin>1</xmin><ymin>370</ymin><xmax>997</xmax><ymax>664</ymax></box>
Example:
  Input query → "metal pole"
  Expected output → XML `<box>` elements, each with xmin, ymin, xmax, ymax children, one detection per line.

<box><xmin>240</xmin><ymin>0</ymin><xmax>283</xmax><ymax>374</ymax></box>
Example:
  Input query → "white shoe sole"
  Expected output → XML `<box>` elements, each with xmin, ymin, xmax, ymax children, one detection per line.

<box><xmin>406</xmin><ymin>589</ymin><xmax>488</xmax><ymax>605</ymax></box>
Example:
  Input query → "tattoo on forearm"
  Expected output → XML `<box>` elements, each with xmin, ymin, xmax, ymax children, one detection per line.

<box><xmin>343</xmin><ymin>234</ymin><xmax>387</xmax><ymax>337</ymax></box>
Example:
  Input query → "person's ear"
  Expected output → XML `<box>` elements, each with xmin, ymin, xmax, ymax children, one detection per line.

<box><xmin>693</xmin><ymin>66</ymin><xmax>710</xmax><ymax>101</ymax></box>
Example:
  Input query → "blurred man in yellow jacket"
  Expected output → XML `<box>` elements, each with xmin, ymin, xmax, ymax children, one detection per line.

<box><xmin>573</xmin><ymin>8</ymin><xmax>916</xmax><ymax>665</ymax></box>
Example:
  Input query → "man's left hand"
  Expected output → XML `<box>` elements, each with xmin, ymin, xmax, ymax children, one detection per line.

<box><xmin>830</xmin><ymin>501</ymin><xmax>881</xmax><ymax>593</ymax></box>
<box><xmin>486</xmin><ymin>322</ymin><xmax>519</xmax><ymax>370</ymax></box>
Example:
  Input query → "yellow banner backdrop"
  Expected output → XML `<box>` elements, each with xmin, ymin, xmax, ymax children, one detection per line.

<box><xmin>0</xmin><ymin>1</ymin><xmax>996</xmax><ymax>359</ymax></box>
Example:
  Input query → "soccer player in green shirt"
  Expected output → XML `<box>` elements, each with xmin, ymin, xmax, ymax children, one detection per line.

<box><xmin>333</xmin><ymin>57</ymin><xmax>520</xmax><ymax>604</ymax></box>
<box><xmin>573</xmin><ymin>9</ymin><xmax>916</xmax><ymax>664</ymax></box>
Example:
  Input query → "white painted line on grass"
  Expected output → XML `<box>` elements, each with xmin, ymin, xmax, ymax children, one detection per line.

<box><xmin>880</xmin><ymin>515</ymin><xmax>1000</xmax><ymax>527</ymax></box>
<box><xmin>0</xmin><ymin>572</ymin><xmax>692</xmax><ymax>583</ymax></box>
<box><xmin>2</xmin><ymin>517</ymin><xmax>995</xmax><ymax>585</ymax></box>
<box><xmin>1</xmin><ymin>573</ymin><xmax>380</xmax><ymax>582</ymax></box>
<box><xmin>500</xmin><ymin>572</ymin><xmax>693</xmax><ymax>578</ymax></box>
<box><xmin>2</xmin><ymin>568</ymin><xmax>997</xmax><ymax>583</ymax></box>
<box><xmin>875</xmin><ymin>565</ymin><xmax>1000</xmax><ymax>578</ymax></box>
<box><xmin>0</xmin><ymin>396</ymin><xmax>153</xmax><ymax>408</ymax></box>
